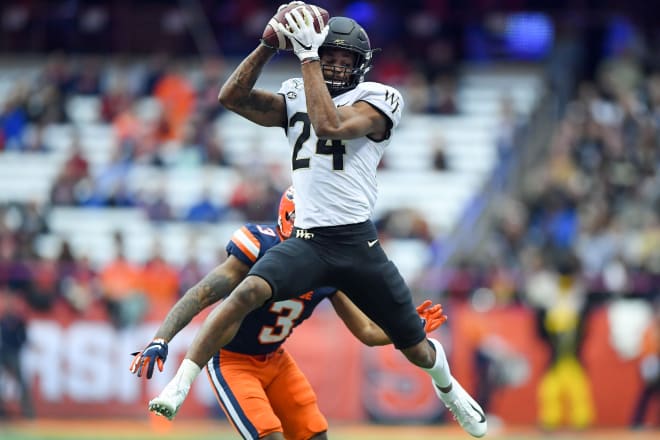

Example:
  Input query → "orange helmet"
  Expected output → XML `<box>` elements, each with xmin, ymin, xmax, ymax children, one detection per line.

<box><xmin>277</xmin><ymin>186</ymin><xmax>296</xmax><ymax>239</ymax></box>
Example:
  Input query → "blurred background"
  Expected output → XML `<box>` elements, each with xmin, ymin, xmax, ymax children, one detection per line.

<box><xmin>0</xmin><ymin>0</ymin><xmax>658</xmax><ymax>433</ymax></box>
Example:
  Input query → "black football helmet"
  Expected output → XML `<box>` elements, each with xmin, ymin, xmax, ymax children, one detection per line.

<box><xmin>319</xmin><ymin>17</ymin><xmax>374</xmax><ymax>95</ymax></box>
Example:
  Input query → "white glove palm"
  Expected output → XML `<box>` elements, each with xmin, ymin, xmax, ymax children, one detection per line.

<box><xmin>277</xmin><ymin>8</ymin><xmax>329</xmax><ymax>61</ymax></box>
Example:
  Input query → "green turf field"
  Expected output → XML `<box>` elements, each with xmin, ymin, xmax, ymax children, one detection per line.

<box><xmin>0</xmin><ymin>419</ymin><xmax>658</xmax><ymax>440</ymax></box>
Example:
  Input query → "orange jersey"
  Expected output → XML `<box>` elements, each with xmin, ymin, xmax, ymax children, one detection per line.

<box><xmin>224</xmin><ymin>223</ymin><xmax>336</xmax><ymax>355</ymax></box>
<box><xmin>205</xmin><ymin>222</ymin><xmax>335</xmax><ymax>438</ymax></box>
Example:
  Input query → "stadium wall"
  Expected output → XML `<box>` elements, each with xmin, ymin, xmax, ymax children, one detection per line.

<box><xmin>2</xmin><ymin>300</ymin><xmax>655</xmax><ymax>427</ymax></box>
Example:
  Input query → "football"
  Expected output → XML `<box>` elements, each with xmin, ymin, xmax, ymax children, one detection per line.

<box><xmin>262</xmin><ymin>2</ymin><xmax>330</xmax><ymax>50</ymax></box>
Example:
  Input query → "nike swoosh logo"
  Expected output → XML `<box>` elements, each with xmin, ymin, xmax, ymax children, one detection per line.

<box><xmin>292</xmin><ymin>37</ymin><xmax>312</xmax><ymax>50</ymax></box>
<box><xmin>367</xmin><ymin>239</ymin><xmax>378</xmax><ymax>247</ymax></box>
<box><xmin>469</xmin><ymin>402</ymin><xmax>486</xmax><ymax>423</ymax></box>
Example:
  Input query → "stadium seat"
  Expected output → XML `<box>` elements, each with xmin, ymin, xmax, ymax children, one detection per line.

<box><xmin>0</xmin><ymin>62</ymin><xmax>542</xmax><ymax>268</ymax></box>
<box><xmin>66</xmin><ymin>95</ymin><xmax>102</xmax><ymax>124</ymax></box>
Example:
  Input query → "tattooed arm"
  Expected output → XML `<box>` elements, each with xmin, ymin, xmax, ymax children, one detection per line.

<box><xmin>129</xmin><ymin>255</ymin><xmax>249</xmax><ymax>378</ymax></box>
<box><xmin>218</xmin><ymin>44</ymin><xmax>287</xmax><ymax>128</ymax></box>
<box><xmin>153</xmin><ymin>255</ymin><xmax>250</xmax><ymax>342</ymax></box>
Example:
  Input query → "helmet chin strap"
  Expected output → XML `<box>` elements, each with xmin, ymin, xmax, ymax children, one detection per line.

<box><xmin>325</xmin><ymin>78</ymin><xmax>349</xmax><ymax>88</ymax></box>
<box><xmin>325</xmin><ymin>80</ymin><xmax>352</xmax><ymax>96</ymax></box>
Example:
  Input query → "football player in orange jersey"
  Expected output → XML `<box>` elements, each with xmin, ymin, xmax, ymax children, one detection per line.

<box><xmin>131</xmin><ymin>186</ymin><xmax>446</xmax><ymax>440</ymax></box>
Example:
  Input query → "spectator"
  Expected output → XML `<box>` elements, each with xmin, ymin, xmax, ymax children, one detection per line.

<box><xmin>64</xmin><ymin>136</ymin><xmax>90</xmax><ymax>180</ymax></box>
<box><xmin>57</xmin><ymin>241</ymin><xmax>99</xmax><ymax>314</ymax></box>
<box><xmin>71</xmin><ymin>56</ymin><xmax>103</xmax><ymax>96</ymax></box>
<box><xmin>140</xmin><ymin>241</ymin><xmax>179</xmax><ymax>312</ymax></box>
<box><xmin>141</xmin><ymin>53</ymin><xmax>169</xmax><ymax>96</ymax></box>
<box><xmin>184</xmin><ymin>188</ymin><xmax>224</xmax><ymax>223</ymax></box>
<box><xmin>162</xmin><ymin>120</ymin><xmax>204</xmax><ymax>168</ymax></box>
<box><xmin>139</xmin><ymin>186</ymin><xmax>173</xmax><ymax>222</ymax></box>
<box><xmin>467</xmin><ymin>288</ymin><xmax>530</xmax><ymax>427</ymax></box>
<box><xmin>177</xmin><ymin>251</ymin><xmax>206</xmax><ymax>297</ymax></box>
<box><xmin>201</xmin><ymin>127</ymin><xmax>230</xmax><ymax>166</ymax></box>
<box><xmin>0</xmin><ymin>291</ymin><xmax>34</xmax><ymax>419</ymax></box>
<box><xmin>37</xmin><ymin>52</ymin><xmax>74</xmax><ymax>96</ymax></box>
<box><xmin>27</xmin><ymin>254</ymin><xmax>59</xmax><ymax>312</ymax></box>
<box><xmin>152</xmin><ymin>61</ymin><xmax>196</xmax><ymax>141</ymax></box>
<box><xmin>495</xmin><ymin>94</ymin><xmax>523</xmax><ymax>160</ymax></box>
<box><xmin>98</xmin><ymin>232</ymin><xmax>146</xmax><ymax>328</ymax></box>
<box><xmin>193</xmin><ymin>56</ymin><xmax>226</xmax><ymax>123</ymax></box>
<box><xmin>402</xmin><ymin>69</ymin><xmax>433</xmax><ymax>114</ymax></box>
<box><xmin>228</xmin><ymin>172</ymin><xmax>280</xmax><ymax>222</ymax></box>
<box><xmin>84</xmin><ymin>151</ymin><xmax>134</xmax><ymax>206</ymax></box>
<box><xmin>22</xmin><ymin>123</ymin><xmax>50</xmax><ymax>153</ymax></box>
<box><xmin>431</xmin><ymin>132</ymin><xmax>449</xmax><ymax>171</ymax></box>
<box><xmin>597</xmin><ymin>44</ymin><xmax>643</xmax><ymax>99</ymax></box>
<box><xmin>429</xmin><ymin>74</ymin><xmax>459</xmax><ymax>115</ymax></box>
<box><xmin>26</xmin><ymin>83</ymin><xmax>67</xmax><ymax>124</ymax></box>
<box><xmin>49</xmin><ymin>164</ymin><xmax>81</xmax><ymax>206</ymax></box>
<box><xmin>0</xmin><ymin>90</ymin><xmax>28</xmax><ymax>151</ymax></box>
<box><xmin>1</xmin><ymin>237</ymin><xmax>32</xmax><ymax>302</ymax></box>
<box><xmin>4</xmin><ymin>202</ymin><xmax>49</xmax><ymax>241</ymax></box>
<box><xmin>100</xmin><ymin>72</ymin><xmax>134</xmax><ymax>122</ymax></box>
<box><xmin>533</xmin><ymin>252</ymin><xmax>596</xmax><ymax>431</ymax></box>
<box><xmin>444</xmin><ymin>258</ymin><xmax>479</xmax><ymax>302</ymax></box>
<box><xmin>49</xmin><ymin>134</ymin><xmax>93</xmax><ymax>206</ymax></box>
<box><xmin>377</xmin><ymin>208</ymin><xmax>432</xmax><ymax>242</ymax></box>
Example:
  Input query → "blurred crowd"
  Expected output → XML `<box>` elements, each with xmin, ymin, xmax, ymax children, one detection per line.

<box><xmin>430</xmin><ymin>24</ymin><xmax>660</xmax><ymax>430</ymax></box>
<box><xmin>0</xmin><ymin>46</ymin><xmax>463</xmax><ymax>216</ymax></box>
<box><xmin>0</xmin><ymin>50</ymin><xmax>441</xmax><ymax>325</ymax></box>
<box><xmin>0</xmin><ymin>52</ymin><xmax>290</xmax><ymax>220</ymax></box>
<box><xmin>441</xmin><ymin>62</ymin><xmax>660</xmax><ymax>306</ymax></box>
<box><xmin>0</xmin><ymin>35</ymin><xmax>463</xmax><ymax>330</ymax></box>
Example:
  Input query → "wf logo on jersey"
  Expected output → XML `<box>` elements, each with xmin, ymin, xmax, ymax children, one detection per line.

<box><xmin>295</xmin><ymin>229</ymin><xmax>315</xmax><ymax>240</ymax></box>
<box><xmin>385</xmin><ymin>89</ymin><xmax>400</xmax><ymax>114</ymax></box>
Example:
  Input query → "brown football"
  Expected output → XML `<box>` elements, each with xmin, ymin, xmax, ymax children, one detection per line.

<box><xmin>262</xmin><ymin>3</ymin><xmax>330</xmax><ymax>50</ymax></box>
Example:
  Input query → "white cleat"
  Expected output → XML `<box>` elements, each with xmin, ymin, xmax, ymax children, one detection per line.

<box><xmin>148</xmin><ymin>381</ymin><xmax>191</xmax><ymax>421</ymax></box>
<box><xmin>434</xmin><ymin>377</ymin><xmax>488</xmax><ymax>437</ymax></box>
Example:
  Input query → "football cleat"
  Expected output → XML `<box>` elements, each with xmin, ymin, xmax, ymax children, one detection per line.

<box><xmin>148</xmin><ymin>380</ymin><xmax>191</xmax><ymax>421</ymax></box>
<box><xmin>434</xmin><ymin>377</ymin><xmax>488</xmax><ymax>438</ymax></box>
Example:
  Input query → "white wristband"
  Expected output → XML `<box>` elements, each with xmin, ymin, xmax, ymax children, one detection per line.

<box><xmin>295</xmin><ymin>48</ymin><xmax>319</xmax><ymax>61</ymax></box>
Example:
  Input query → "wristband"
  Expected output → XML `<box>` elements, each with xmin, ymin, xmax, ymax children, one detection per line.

<box><xmin>259</xmin><ymin>39</ymin><xmax>279</xmax><ymax>52</ymax></box>
<box><xmin>301</xmin><ymin>56</ymin><xmax>320</xmax><ymax>65</ymax></box>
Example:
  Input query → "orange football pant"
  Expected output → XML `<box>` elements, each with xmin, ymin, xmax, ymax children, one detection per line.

<box><xmin>206</xmin><ymin>348</ymin><xmax>328</xmax><ymax>439</ymax></box>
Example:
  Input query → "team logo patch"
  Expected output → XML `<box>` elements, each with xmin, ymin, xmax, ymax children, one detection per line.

<box><xmin>295</xmin><ymin>229</ymin><xmax>314</xmax><ymax>240</ymax></box>
<box><xmin>385</xmin><ymin>89</ymin><xmax>400</xmax><ymax>113</ymax></box>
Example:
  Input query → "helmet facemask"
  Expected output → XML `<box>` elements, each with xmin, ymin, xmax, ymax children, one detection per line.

<box><xmin>319</xmin><ymin>48</ymin><xmax>372</xmax><ymax>96</ymax></box>
<box><xmin>319</xmin><ymin>17</ymin><xmax>373</xmax><ymax>96</ymax></box>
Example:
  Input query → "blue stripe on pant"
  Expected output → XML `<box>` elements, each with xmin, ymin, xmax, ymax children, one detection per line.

<box><xmin>206</xmin><ymin>353</ymin><xmax>260</xmax><ymax>440</ymax></box>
